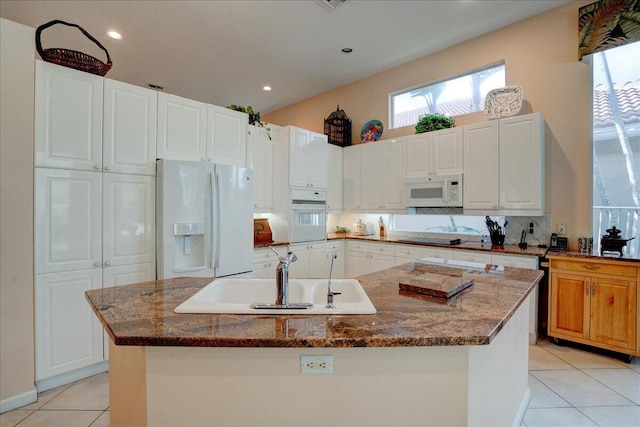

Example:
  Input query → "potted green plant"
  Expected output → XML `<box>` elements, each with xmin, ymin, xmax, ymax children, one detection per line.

<box><xmin>227</xmin><ymin>105</ymin><xmax>271</xmax><ymax>140</ymax></box>
<box><xmin>414</xmin><ymin>113</ymin><xmax>455</xmax><ymax>134</ymax></box>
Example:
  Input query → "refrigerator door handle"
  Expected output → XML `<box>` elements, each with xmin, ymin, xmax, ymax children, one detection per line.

<box><xmin>210</xmin><ymin>171</ymin><xmax>221</xmax><ymax>270</ymax></box>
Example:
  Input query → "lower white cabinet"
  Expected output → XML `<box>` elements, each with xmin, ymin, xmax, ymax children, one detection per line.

<box><xmin>289</xmin><ymin>241</ymin><xmax>345</xmax><ymax>279</ymax></box>
<box><xmin>345</xmin><ymin>241</ymin><xmax>395</xmax><ymax>278</ymax></box>
<box><xmin>36</xmin><ymin>269</ymin><xmax>104</xmax><ymax>381</ymax></box>
<box><xmin>452</xmin><ymin>249</ymin><xmax>492</xmax><ymax>264</ymax></box>
<box><xmin>251</xmin><ymin>246</ymin><xmax>288</xmax><ymax>279</ymax></box>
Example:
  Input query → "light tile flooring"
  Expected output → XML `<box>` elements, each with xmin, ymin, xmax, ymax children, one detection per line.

<box><xmin>1</xmin><ymin>338</ymin><xmax>639</xmax><ymax>427</ymax></box>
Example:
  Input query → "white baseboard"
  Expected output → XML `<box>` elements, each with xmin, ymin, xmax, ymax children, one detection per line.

<box><xmin>529</xmin><ymin>331</ymin><xmax>538</xmax><ymax>345</ymax></box>
<box><xmin>36</xmin><ymin>361</ymin><xmax>109</xmax><ymax>393</ymax></box>
<box><xmin>512</xmin><ymin>387</ymin><xmax>531</xmax><ymax>427</ymax></box>
<box><xmin>0</xmin><ymin>387</ymin><xmax>37</xmax><ymax>414</ymax></box>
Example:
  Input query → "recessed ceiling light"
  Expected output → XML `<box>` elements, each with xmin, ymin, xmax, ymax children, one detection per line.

<box><xmin>263</xmin><ymin>86</ymin><xmax>272</xmax><ymax>91</ymax></box>
<box><xmin>341</xmin><ymin>48</ymin><xmax>353</xmax><ymax>53</ymax></box>
<box><xmin>107</xmin><ymin>31</ymin><xmax>122</xmax><ymax>40</ymax></box>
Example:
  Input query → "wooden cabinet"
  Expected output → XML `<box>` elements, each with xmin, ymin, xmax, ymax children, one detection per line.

<box><xmin>287</xmin><ymin>126</ymin><xmax>327</xmax><ymax>188</ymax></box>
<box><xmin>247</xmin><ymin>125</ymin><xmax>273</xmax><ymax>211</ymax></box>
<box><xmin>35</xmin><ymin>60</ymin><xmax>103</xmax><ymax>171</ymax></box>
<box><xmin>103</xmin><ymin>79</ymin><xmax>157</xmax><ymax>175</ymax></box>
<box><xmin>206</xmin><ymin>104</ymin><xmax>248</xmax><ymax>166</ymax></box>
<box><xmin>156</xmin><ymin>93</ymin><xmax>207</xmax><ymax>161</ymax></box>
<box><xmin>464</xmin><ymin>113</ymin><xmax>544</xmax><ymax>216</ymax></box>
<box><xmin>405</xmin><ymin>127</ymin><xmax>462</xmax><ymax>178</ymax></box>
<box><xmin>327</xmin><ymin>144</ymin><xmax>343</xmax><ymax>211</ymax></box>
<box><xmin>548</xmin><ymin>256</ymin><xmax>638</xmax><ymax>357</ymax></box>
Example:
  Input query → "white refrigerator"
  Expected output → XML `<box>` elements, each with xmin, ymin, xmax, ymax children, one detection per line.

<box><xmin>156</xmin><ymin>159</ymin><xmax>254</xmax><ymax>279</ymax></box>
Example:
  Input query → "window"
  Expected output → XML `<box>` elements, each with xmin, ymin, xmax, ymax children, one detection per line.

<box><xmin>390</xmin><ymin>63</ymin><xmax>505</xmax><ymax>129</ymax></box>
<box><xmin>591</xmin><ymin>41</ymin><xmax>640</xmax><ymax>257</ymax></box>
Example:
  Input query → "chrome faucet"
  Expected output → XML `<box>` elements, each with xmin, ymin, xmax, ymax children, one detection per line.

<box><xmin>326</xmin><ymin>252</ymin><xmax>341</xmax><ymax>308</ymax></box>
<box><xmin>273</xmin><ymin>248</ymin><xmax>297</xmax><ymax>306</ymax></box>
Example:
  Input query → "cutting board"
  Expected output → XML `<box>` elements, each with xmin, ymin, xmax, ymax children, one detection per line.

<box><xmin>399</xmin><ymin>274</ymin><xmax>474</xmax><ymax>299</ymax></box>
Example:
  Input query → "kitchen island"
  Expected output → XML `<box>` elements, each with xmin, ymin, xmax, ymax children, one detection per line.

<box><xmin>86</xmin><ymin>260</ymin><xmax>543</xmax><ymax>427</ymax></box>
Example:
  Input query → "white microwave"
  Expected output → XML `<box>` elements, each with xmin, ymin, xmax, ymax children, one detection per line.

<box><xmin>404</xmin><ymin>174</ymin><xmax>463</xmax><ymax>207</ymax></box>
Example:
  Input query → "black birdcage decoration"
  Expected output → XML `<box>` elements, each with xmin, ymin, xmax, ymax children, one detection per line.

<box><xmin>324</xmin><ymin>105</ymin><xmax>352</xmax><ymax>147</ymax></box>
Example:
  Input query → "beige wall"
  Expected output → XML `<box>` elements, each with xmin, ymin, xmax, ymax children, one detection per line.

<box><xmin>265</xmin><ymin>2</ymin><xmax>593</xmax><ymax>246</ymax></box>
<box><xmin>0</xmin><ymin>18</ymin><xmax>36</xmax><ymax>409</ymax></box>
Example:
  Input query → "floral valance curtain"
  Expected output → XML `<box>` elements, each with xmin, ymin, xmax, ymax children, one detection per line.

<box><xmin>579</xmin><ymin>0</ymin><xmax>640</xmax><ymax>60</ymax></box>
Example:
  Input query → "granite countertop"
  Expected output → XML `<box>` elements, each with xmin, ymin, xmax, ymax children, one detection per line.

<box><xmin>546</xmin><ymin>250</ymin><xmax>640</xmax><ymax>264</ymax></box>
<box><xmin>254</xmin><ymin>241</ymin><xmax>289</xmax><ymax>248</ymax></box>
<box><xmin>327</xmin><ymin>232</ymin><xmax>548</xmax><ymax>257</ymax></box>
<box><xmin>86</xmin><ymin>261</ymin><xmax>543</xmax><ymax>349</ymax></box>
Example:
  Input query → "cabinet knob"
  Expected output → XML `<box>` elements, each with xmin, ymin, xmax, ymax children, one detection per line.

<box><xmin>104</xmin><ymin>261</ymin><xmax>111</xmax><ymax>267</ymax></box>
<box><xmin>94</xmin><ymin>165</ymin><xmax>100</xmax><ymax>170</ymax></box>
<box><xmin>94</xmin><ymin>262</ymin><xmax>101</xmax><ymax>267</ymax></box>
<box><xmin>586</xmin><ymin>284</ymin><xmax>590</xmax><ymax>295</ymax></box>
<box><xmin>104</xmin><ymin>166</ymin><xmax>110</xmax><ymax>171</ymax></box>
<box><xmin>592</xmin><ymin>284</ymin><xmax>596</xmax><ymax>295</ymax></box>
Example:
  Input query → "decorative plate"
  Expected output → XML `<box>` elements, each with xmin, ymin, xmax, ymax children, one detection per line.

<box><xmin>484</xmin><ymin>85</ymin><xmax>523</xmax><ymax>119</ymax></box>
<box><xmin>360</xmin><ymin>120</ymin><xmax>383</xmax><ymax>142</ymax></box>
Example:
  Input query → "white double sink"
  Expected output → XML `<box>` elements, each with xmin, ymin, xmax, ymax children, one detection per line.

<box><xmin>174</xmin><ymin>278</ymin><xmax>376</xmax><ymax>315</ymax></box>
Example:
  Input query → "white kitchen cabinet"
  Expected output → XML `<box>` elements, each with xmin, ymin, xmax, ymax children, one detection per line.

<box><xmin>452</xmin><ymin>249</ymin><xmax>492</xmax><ymax>265</ymax></box>
<box><xmin>421</xmin><ymin>246</ymin><xmax>454</xmax><ymax>260</ymax></box>
<box><xmin>323</xmin><ymin>240</ymin><xmax>345</xmax><ymax>279</ymax></box>
<box><xmin>360</xmin><ymin>142</ymin><xmax>383</xmax><ymax>210</ymax></box>
<box><xmin>345</xmin><ymin>241</ymin><xmax>395</xmax><ymax>278</ymax></box>
<box><xmin>464</xmin><ymin>113</ymin><xmax>544</xmax><ymax>215</ymax></box>
<box><xmin>405</xmin><ymin>127</ymin><xmax>463</xmax><ymax>178</ymax></box>
<box><xmin>35</xmin><ymin>168</ymin><xmax>102</xmax><ymax>274</ymax></box>
<box><xmin>247</xmin><ymin>125</ymin><xmax>273</xmax><ymax>211</ymax></box>
<box><xmin>289</xmin><ymin>243</ymin><xmax>326</xmax><ymax>279</ymax></box>
<box><xmin>35</xmin><ymin>60</ymin><xmax>103</xmax><ymax>171</ymax></box>
<box><xmin>382</xmin><ymin>137</ymin><xmax>406</xmax><ymax>209</ymax></box>
<box><xmin>251</xmin><ymin>246</ymin><xmax>288</xmax><ymax>279</ymax></box>
<box><xmin>287</xmin><ymin>126</ymin><xmax>328</xmax><ymax>188</ymax></box>
<box><xmin>342</xmin><ymin>145</ymin><xmax>361</xmax><ymax>210</ymax></box>
<box><xmin>394</xmin><ymin>244</ymin><xmax>424</xmax><ymax>265</ymax></box>
<box><xmin>327</xmin><ymin>144</ymin><xmax>343</xmax><ymax>211</ymax></box>
<box><xmin>102</xmin><ymin>173</ymin><xmax>155</xmax><ymax>267</ymax></box>
<box><xmin>36</xmin><ymin>269</ymin><xmax>104</xmax><ymax>381</ymax></box>
<box><xmin>103</xmin><ymin>79</ymin><xmax>157</xmax><ymax>175</ymax></box>
<box><xmin>206</xmin><ymin>104</ymin><xmax>248</xmax><ymax>166</ymax></box>
<box><xmin>156</xmin><ymin>92</ymin><xmax>207</xmax><ymax>161</ymax></box>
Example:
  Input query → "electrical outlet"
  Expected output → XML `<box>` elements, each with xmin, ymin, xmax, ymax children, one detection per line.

<box><xmin>558</xmin><ymin>223</ymin><xmax>566</xmax><ymax>235</ymax></box>
<box><xmin>529</xmin><ymin>222</ymin><xmax>535</xmax><ymax>234</ymax></box>
<box><xmin>301</xmin><ymin>355</ymin><xmax>333</xmax><ymax>375</ymax></box>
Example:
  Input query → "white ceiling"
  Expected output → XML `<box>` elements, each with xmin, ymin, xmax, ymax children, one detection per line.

<box><xmin>1</xmin><ymin>0</ymin><xmax>569</xmax><ymax>114</ymax></box>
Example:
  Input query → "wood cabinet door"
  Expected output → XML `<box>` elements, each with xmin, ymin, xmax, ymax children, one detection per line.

<box><xmin>35</xmin><ymin>61</ymin><xmax>103</xmax><ymax>171</ymax></box>
<box><xmin>289</xmin><ymin>126</ymin><xmax>310</xmax><ymax>187</ymax></box>
<box><xmin>308</xmin><ymin>132</ymin><xmax>328</xmax><ymax>189</ymax></box>
<box><xmin>346</xmin><ymin>251</ymin><xmax>369</xmax><ymax>278</ymax></box>
<box><xmin>248</xmin><ymin>126</ymin><xmax>273</xmax><ymax>210</ymax></box>
<box><xmin>103</xmin><ymin>79</ymin><xmax>157</xmax><ymax>175</ymax></box>
<box><xmin>405</xmin><ymin>133</ymin><xmax>431</xmax><ymax>178</ymax></box>
<box><xmin>590</xmin><ymin>277</ymin><xmax>637</xmax><ymax>351</ymax></box>
<box><xmin>549</xmin><ymin>272</ymin><xmax>590</xmax><ymax>340</ymax></box>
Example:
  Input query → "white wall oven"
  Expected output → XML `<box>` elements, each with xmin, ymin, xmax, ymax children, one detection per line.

<box><xmin>290</xmin><ymin>188</ymin><xmax>327</xmax><ymax>243</ymax></box>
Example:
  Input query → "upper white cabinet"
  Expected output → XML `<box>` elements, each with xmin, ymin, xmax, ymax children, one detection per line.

<box><xmin>405</xmin><ymin>127</ymin><xmax>463</xmax><ymax>178</ymax></box>
<box><xmin>342</xmin><ymin>145</ymin><xmax>361</xmax><ymax>210</ymax></box>
<box><xmin>342</xmin><ymin>138</ymin><xmax>406</xmax><ymax>211</ymax></box>
<box><xmin>288</xmin><ymin>126</ymin><xmax>328</xmax><ymax>188</ymax></box>
<box><xmin>156</xmin><ymin>93</ymin><xmax>207</xmax><ymax>162</ymax></box>
<box><xmin>327</xmin><ymin>144</ymin><xmax>343</xmax><ymax>211</ymax></box>
<box><xmin>206</xmin><ymin>104</ymin><xmax>248</xmax><ymax>166</ymax></box>
<box><xmin>103</xmin><ymin>79</ymin><xmax>157</xmax><ymax>175</ymax></box>
<box><xmin>382</xmin><ymin>137</ymin><xmax>406</xmax><ymax>210</ymax></box>
<box><xmin>464</xmin><ymin>113</ymin><xmax>544</xmax><ymax>215</ymax></box>
<box><xmin>35</xmin><ymin>60</ymin><xmax>103</xmax><ymax>171</ymax></box>
<box><xmin>247</xmin><ymin>125</ymin><xmax>273</xmax><ymax>211</ymax></box>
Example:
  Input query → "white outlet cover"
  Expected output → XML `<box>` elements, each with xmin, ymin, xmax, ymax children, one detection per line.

<box><xmin>301</xmin><ymin>355</ymin><xmax>333</xmax><ymax>375</ymax></box>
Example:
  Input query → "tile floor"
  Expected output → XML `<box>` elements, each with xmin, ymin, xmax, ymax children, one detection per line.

<box><xmin>1</xmin><ymin>338</ymin><xmax>639</xmax><ymax>427</ymax></box>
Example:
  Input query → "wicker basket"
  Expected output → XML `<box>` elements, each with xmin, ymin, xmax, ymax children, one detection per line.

<box><xmin>36</xmin><ymin>20</ymin><xmax>112</xmax><ymax>76</ymax></box>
